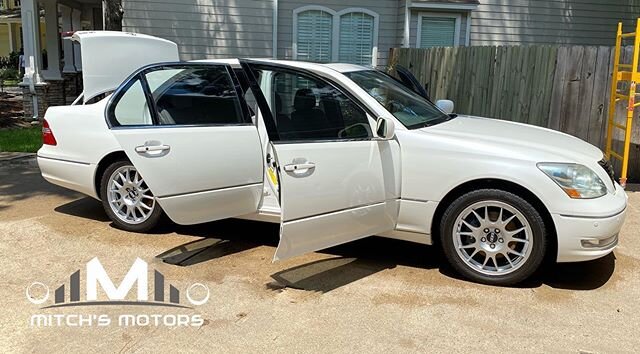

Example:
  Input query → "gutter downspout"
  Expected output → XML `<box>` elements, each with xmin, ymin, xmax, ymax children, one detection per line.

<box><xmin>403</xmin><ymin>0</ymin><xmax>410</xmax><ymax>47</ymax></box>
<box><xmin>465</xmin><ymin>11</ymin><xmax>471</xmax><ymax>46</ymax></box>
<box><xmin>26</xmin><ymin>56</ymin><xmax>38</xmax><ymax>121</ymax></box>
<box><xmin>272</xmin><ymin>0</ymin><xmax>278</xmax><ymax>59</ymax></box>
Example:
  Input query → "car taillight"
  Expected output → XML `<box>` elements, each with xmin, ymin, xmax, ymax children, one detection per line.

<box><xmin>42</xmin><ymin>119</ymin><xmax>57</xmax><ymax>146</ymax></box>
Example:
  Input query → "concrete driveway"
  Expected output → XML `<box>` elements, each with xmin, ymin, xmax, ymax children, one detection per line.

<box><xmin>1</xmin><ymin>160</ymin><xmax>639</xmax><ymax>353</ymax></box>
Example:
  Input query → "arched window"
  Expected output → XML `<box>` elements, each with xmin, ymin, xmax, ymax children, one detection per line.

<box><xmin>338</xmin><ymin>12</ymin><xmax>375</xmax><ymax>65</ymax></box>
<box><xmin>293</xmin><ymin>7</ymin><xmax>379</xmax><ymax>66</ymax></box>
<box><xmin>294</xmin><ymin>8</ymin><xmax>334</xmax><ymax>63</ymax></box>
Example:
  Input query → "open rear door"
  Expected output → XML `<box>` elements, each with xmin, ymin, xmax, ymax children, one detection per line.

<box><xmin>107</xmin><ymin>63</ymin><xmax>264</xmax><ymax>225</ymax></box>
<box><xmin>240</xmin><ymin>60</ymin><xmax>400</xmax><ymax>261</ymax></box>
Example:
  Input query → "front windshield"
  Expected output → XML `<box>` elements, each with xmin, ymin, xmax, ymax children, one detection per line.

<box><xmin>345</xmin><ymin>70</ymin><xmax>450</xmax><ymax>129</ymax></box>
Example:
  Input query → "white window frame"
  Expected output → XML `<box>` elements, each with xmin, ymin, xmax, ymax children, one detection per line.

<box><xmin>416</xmin><ymin>12</ymin><xmax>461</xmax><ymax>48</ymax></box>
<box><xmin>292</xmin><ymin>6</ymin><xmax>379</xmax><ymax>66</ymax></box>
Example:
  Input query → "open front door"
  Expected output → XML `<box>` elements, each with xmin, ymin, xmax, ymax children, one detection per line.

<box><xmin>107</xmin><ymin>63</ymin><xmax>263</xmax><ymax>225</ymax></box>
<box><xmin>240</xmin><ymin>60</ymin><xmax>400</xmax><ymax>261</ymax></box>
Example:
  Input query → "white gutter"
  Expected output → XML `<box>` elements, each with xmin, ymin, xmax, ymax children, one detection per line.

<box><xmin>410</xmin><ymin>2</ymin><xmax>479</xmax><ymax>11</ymax></box>
<box><xmin>272</xmin><ymin>0</ymin><xmax>278</xmax><ymax>59</ymax></box>
<box><xmin>403</xmin><ymin>1</ymin><xmax>410</xmax><ymax>47</ymax></box>
<box><xmin>27</xmin><ymin>56</ymin><xmax>38</xmax><ymax>120</ymax></box>
<box><xmin>465</xmin><ymin>12</ymin><xmax>472</xmax><ymax>46</ymax></box>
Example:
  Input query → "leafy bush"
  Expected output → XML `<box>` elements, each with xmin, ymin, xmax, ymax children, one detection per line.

<box><xmin>0</xmin><ymin>51</ymin><xmax>19</xmax><ymax>69</ymax></box>
<box><xmin>0</xmin><ymin>68</ymin><xmax>20</xmax><ymax>80</ymax></box>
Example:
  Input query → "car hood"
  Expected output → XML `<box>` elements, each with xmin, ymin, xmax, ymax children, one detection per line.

<box><xmin>416</xmin><ymin>115</ymin><xmax>603</xmax><ymax>164</ymax></box>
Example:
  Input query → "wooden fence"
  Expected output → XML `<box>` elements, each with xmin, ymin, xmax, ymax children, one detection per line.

<box><xmin>388</xmin><ymin>45</ymin><xmax>640</xmax><ymax>182</ymax></box>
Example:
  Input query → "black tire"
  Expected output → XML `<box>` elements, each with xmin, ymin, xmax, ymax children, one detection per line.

<box><xmin>439</xmin><ymin>189</ymin><xmax>547</xmax><ymax>286</ymax></box>
<box><xmin>99</xmin><ymin>159</ymin><xmax>163</xmax><ymax>233</ymax></box>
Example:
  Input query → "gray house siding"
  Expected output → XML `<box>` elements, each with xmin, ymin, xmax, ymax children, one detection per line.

<box><xmin>276</xmin><ymin>0</ymin><xmax>400</xmax><ymax>67</ymax></box>
<box><xmin>470</xmin><ymin>0</ymin><xmax>640</xmax><ymax>46</ymax></box>
<box><xmin>121</xmin><ymin>0</ymin><xmax>638</xmax><ymax>65</ymax></box>
<box><xmin>122</xmin><ymin>0</ymin><xmax>400</xmax><ymax>66</ymax></box>
<box><xmin>122</xmin><ymin>0</ymin><xmax>274</xmax><ymax>60</ymax></box>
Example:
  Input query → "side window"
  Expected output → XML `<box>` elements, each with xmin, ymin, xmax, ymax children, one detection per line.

<box><xmin>112</xmin><ymin>78</ymin><xmax>153</xmax><ymax>126</ymax></box>
<box><xmin>145</xmin><ymin>65</ymin><xmax>246</xmax><ymax>126</ymax></box>
<box><xmin>261</xmin><ymin>69</ymin><xmax>371</xmax><ymax>141</ymax></box>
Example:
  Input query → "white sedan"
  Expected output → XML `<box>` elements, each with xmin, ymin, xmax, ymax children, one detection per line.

<box><xmin>38</xmin><ymin>32</ymin><xmax>627</xmax><ymax>285</ymax></box>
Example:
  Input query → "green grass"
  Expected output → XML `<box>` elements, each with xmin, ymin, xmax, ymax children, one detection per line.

<box><xmin>1</xmin><ymin>79</ymin><xmax>19</xmax><ymax>86</ymax></box>
<box><xmin>0</xmin><ymin>126</ymin><xmax>42</xmax><ymax>153</ymax></box>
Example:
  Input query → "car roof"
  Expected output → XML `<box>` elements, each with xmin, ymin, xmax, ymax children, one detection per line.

<box><xmin>188</xmin><ymin>58</ymin><xmax>372</xmax><ymax>73</ymax></box>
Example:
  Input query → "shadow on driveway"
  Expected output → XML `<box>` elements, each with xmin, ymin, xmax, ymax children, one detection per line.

<box><xmin>269</xmin><ymin>258</ymin><xmax>395</xmax><ymax>292</ymax></box>
<box><xmin>0</xmin><ymin>164</ymin><xmax>80</xmax><ymax>209</ymax></box>
<box><xmin>54</xmin><ymin>196</ymin><xmax>111</xmax><ymax>222</ymax></box>
<box><xmin>54</xmin><ymin>197</ymin><xmax>617</xmax><ymax>293</ymax></box>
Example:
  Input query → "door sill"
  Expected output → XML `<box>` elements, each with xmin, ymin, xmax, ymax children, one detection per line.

<box><xmin>237</xmin><ymin>207</ymin><xmax>281</xmax><ymax>223</ymax></box>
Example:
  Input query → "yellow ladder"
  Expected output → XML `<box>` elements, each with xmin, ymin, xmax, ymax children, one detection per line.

<box><xmin>606</xmin><ymin>19</ymin><xmax>640</xmax><ymax>188</ymax></box>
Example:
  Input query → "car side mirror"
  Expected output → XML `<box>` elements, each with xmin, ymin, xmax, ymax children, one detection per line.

<box><xmin>376</xmin><ymin>117</ymin><xmax>395</xmax><ymax>140</ymax></box>
<box><xmin>436</xmin><ymin>99</ymin><xmax>454</xmax><ymax>114</ymax></box>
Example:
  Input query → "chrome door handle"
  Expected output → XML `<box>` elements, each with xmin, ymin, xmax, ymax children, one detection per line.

<box><xmin>134</xmin><ymin>142</ymin><xmax>171</xmax><ymax>157</ymax></box>
<box><xmin>135</xmin><ymin>144</ymin><xmax>170</xmax><ymax>153</ymax></box>
<box><xmin>283</xmin><ymin>162</ymin><xmax>315</xmax><ymax>172</ymax></box>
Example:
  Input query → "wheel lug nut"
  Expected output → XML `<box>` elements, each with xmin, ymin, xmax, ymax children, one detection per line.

<box><xmin>490</xmin><ymin>244</ymin><xmax>495</xmax><ymax>249</ymax></box>
<box><xmin>495</xmin><ymin>229</ymin><xmax>500</xmax><ymax>233</ymax></box>
<box><xmin>483</xmin><ymin>228</ymin><xmax>489</xmax><ymax>233</ymax></box>
<box><xmin>499</xmin><ymin>238</ymin><xmax>504</xmax><ymax>243</ymax></box>
<box><xmin>481</xmin><ymin>237</ymin><xmax>486</xmax><ymax>242</ymax></box>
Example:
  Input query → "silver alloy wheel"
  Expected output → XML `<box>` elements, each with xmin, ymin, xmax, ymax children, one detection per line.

<box><xmin>107</xmin><ymin>165</ymin><xmax>155</xmax><ymax>225</ymax></box>
<box><xmin>453</xmin><ymin>200</ymin><xmax>533</xmax><ymax>276</ymax></box>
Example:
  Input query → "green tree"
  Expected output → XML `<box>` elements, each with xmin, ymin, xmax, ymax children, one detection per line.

<box><xmin>104</xmin><ymin>0</ymin><xmax>123</xmax><ymax>31</ymax></box>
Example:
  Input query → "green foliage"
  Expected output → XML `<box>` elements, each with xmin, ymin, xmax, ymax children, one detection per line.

<box><xmin>0</xmin><ymin>51</ymin><xmax>19</xmax><ymax>69</ymax></box>
<box><xmin>0</xmin><ymin>127</ymin><xmax>43</xmax><ymax>153</ymax></box>
<box><xmin>0</xmin><ymin>67</ymin><xmax>20</xmax><ymax>80</ymax></box>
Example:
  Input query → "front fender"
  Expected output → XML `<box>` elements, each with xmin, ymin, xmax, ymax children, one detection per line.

<box><xmin>395</xmin><ymin>130</ymin><xmax>621</xmax><ymax>218</ymax></box>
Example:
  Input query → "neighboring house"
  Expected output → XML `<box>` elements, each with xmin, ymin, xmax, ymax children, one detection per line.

<box><xmin>0</xmin><ymin>0</ymin><xmax>49</xmax><ymax>58</ymax></box>
<box><xmin>13</xmin><ymin>0</ymin><xmax>640</xmax><ymax>120</ymax></box>
<box><xmin>12</xmin><ymin>0</ymin><xmax>102</xmax><ymax>118</ymax></box>
<box><xmin>0</xmin><ymin>0</ymin><xmax>28</xmax><ymax>57</ymax></box>
<box><xmin>121</xmin><ymin>0</ymin><xmax>640</xmax><ymax>68</ymax></box>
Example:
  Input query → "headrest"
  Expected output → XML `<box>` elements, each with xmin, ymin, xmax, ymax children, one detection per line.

<box><xmin>293</xmin><ymin>88</ymin><xmax>317</xmax><ymax>111</ymax></box>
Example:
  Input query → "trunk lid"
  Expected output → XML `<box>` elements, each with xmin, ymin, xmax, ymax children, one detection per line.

<box><xmin>70</xmin><ymin>31</ymin><xmax>179</xmax><ymax>103</ymax></box>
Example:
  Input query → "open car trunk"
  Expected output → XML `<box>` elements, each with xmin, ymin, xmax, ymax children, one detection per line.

<box><xmin>70</xmin><ymin>31</ymin><xmax>180</xmax><ymax>103</ymax></box>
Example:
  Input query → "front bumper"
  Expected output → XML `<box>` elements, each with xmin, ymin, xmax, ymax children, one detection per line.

<box><xmin>554</xmin><ymin>184</ymin><xmax>628</xmax><ymax>262</ymax></box>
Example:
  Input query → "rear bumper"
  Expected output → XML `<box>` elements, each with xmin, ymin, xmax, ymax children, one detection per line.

<box><xmin>554</xmin><ymin>185</ymin><xmax>627</xmax><ymax>262</ymax></box>
<box><xmin>37</xmin><ymin>155</ymin><xmax>98</xmax><ymax>199</ymax></box>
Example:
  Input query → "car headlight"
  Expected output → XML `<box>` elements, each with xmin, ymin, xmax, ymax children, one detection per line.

<box><xmin>537</xmin><ymin>163</ymin><xmax>607</xmax><ymax>199</ymax></box>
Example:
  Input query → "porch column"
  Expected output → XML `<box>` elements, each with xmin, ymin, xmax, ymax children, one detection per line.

<box><xmin>60</xmin><ymin>4</ymin><xmax>75</xmax><ymax>73</ymax></box>
<box><xmin>42</xmin><ymin>0</ymin><xmax>62</xmax><ymax>79</ymax></box>
<box><xmin>71</xmin><ymin>8</ymin><xmax>82</xmax><ymax>71</ymax></box>
<box><xmin>20</xmin><ymin>0</ymin><xmax>44</xmax><ymax>84</ymax></box>
<box><xmin>7</xmin><ymin>23</ymin><xmax>14</xmax><ymax>53</ymax></box>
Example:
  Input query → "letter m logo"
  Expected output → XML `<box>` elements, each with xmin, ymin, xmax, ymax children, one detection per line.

<box><xmin>86</xmin><ymin>257</ymin><xmax>148</xmax><ymax>301</ymax></box>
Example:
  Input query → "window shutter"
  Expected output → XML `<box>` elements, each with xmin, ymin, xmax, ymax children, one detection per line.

<box><xmin>420</xmin><ymin>17</ymin><xmax>456</xmax><ymax>48</ymax></box>
<box><xmin>338</xmin><ymin>12</ymin><xmax>375</xmax><ymax>65</ymax></box>
<box><xmin>296</xmin><ymin>10</ymin><xmax>333</xmax><ymax>62</ymax></box>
